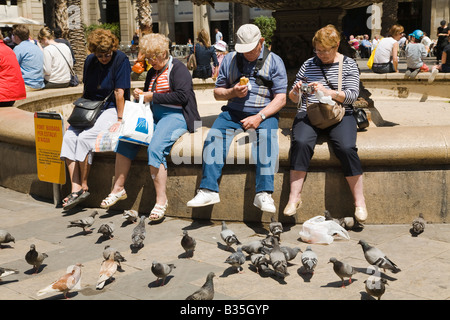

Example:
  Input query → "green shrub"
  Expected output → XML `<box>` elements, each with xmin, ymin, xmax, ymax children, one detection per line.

<box><xmin>84</xmin><ymin>23</ymin><xmax>121</xmax><ymax>41</ymax></box>
<box><xmin>253</xmin><ymin>16</ymin><xmax>276</xmax><ymax>47</ymax></box>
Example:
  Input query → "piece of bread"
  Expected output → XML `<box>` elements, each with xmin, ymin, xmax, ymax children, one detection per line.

<box><xmin>239</xmin><ymin>77</ymin><xmax>249</xmax><ymax>85</ymax></box>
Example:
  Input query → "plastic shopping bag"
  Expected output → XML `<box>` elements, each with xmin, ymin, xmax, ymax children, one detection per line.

<box><xmin>299</xmin><ymin>215</ymin><xmax>350</xmax><ymax>244</ymax></box>
<box><xmin>95</xmin><ymin>128</ymin><xmax>120</xmax><ymax>152</ymax></box>
<box><xmin>119</xmin><ymin>95</ymin><xmax>153</xmax><ymax>146</ymax></box>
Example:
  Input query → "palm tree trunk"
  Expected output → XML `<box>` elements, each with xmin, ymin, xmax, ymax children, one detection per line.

<box><xmin>54</xmin><ymin>0</ymin><xmax>68</xmax><ymax>38</ymax></box>
<box><xmin>67</xmin><ymin>0</ymin><xmax>87</xmax><ymax>77</ymax></box>
<box><xmin>381</xmin><ymin>0</ymin><xmax>399</xmax><ymax>36</ymax></box>
<box><xmin>136</xmin><ymin>0</ymin><xmax>153</xmax><ymax>36</ymax></box>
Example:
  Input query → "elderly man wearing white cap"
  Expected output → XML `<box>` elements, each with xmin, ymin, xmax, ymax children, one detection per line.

<box><xmin>187</xmin><ymin>24</ymin><xmax>288</xmax><ymax>213</ymax></box>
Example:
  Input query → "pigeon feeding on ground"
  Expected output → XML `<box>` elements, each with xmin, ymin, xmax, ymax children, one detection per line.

<box><xmin>224</xmin><ymin>247</ymin><xmax>246</xmax><ymax>273</ymax></box>
<box><xmin>220</xmin><ymin>221</ymin><xmax>241</xmax><ymax>250</ymax></box>
<box><xmin>98</xmin><ymin>221</ymin><xmax>115</xmax><ymax>239</ymax></box>
<box><xmin>131</xmin><ymin>215</ymin><xmax>146</xmax><ymax>249</ymax></box>
<box><xmin>96</xmin><ymin>252</ymin><xmax>118</xmax><ymax>290</ymax></box>
<box><xmin>181</xmin><ymin>230</ymin><xmax>196</xmax><ymax>258</ymax></box>
<box><xmin>358</xmin><ymin>240</ymin><xmax>401</xmax><ymax>273</ymax></box>
<box><xmin>67</xmin><ymin>210</ymin><xmax>98</xmax><ymax>233</ymax></box>
<box><xmin>241</xmin><ymin>240</ymin><xmax>264</xmax><ymax>255</ymax></box>
<box><xmin>25</xmin><ymin>244</ymin><xmax>48</xmax><ymax>274</ymax></box>
<box><xmin>103</xmin><ymin>245</ymin><xmax>126</xmax><ymax>268</ymax></box>
<box><xmin>151</xmin><ymin>261</ymin><xmax>176</xmax><ymax>286</ymax></box>
<box><xmin>328</xmin><ymin>257</ymin><xmax>358</xmax><ymax>288</ymax></box>
<box><xmin>185</xmin><ymin>272</ymin><xmax>215</xmax><ymax>300</ymax></box>
<box><xmin>301</xmin><ymin>246</ymin><xmax>318</xmax><ymax>274</ymax></box>
<box><xmin>411</xmin><ymin>213</ymin><xmax>426</xmax><ymax>236</ymax></box>
<box><xmin>269</xmin><ymin>238</ymin><xmax>289</xmax><ymax>278</ymax></box>
<box><xmin>0</xmin><ymin>267</ymin><xmax>19</xmax><ymax>281</ymax></box>
<box><xmin>0</xmin><ymin>229</ymin><xmax>15</xmax><ymax>248</ymax></box>
<box><xmin>269</xmin><ymin>216</ymin><xmax>283</xmax><ymax>239</ymax></box>
<box><xmin>324</xmin><ymin>210</ymin><xmax>355</xmax><ymax>230</ymax></box>
<box><xmin>280</xmin><ymin>246</ymin><xmax>302</xmax><ymax>261</ymax></box>
<box><xmin>364</xmin><ymin>276</ymin><xmax>388</xmax><ymax>300</ymax></box>
<box><xmin>122</xmin><ymin>209</ymin><xmax>139</xmax><ymax>223</ymax></box>
<box><xmin>37</xmin><ymin>263</ymin><xmax>83</xmax><ymax>299</ymax></box>
<box><xmin>250</xmin><ymin>253</ymin><xmax>271</xmax><ymax>275</ymax></box>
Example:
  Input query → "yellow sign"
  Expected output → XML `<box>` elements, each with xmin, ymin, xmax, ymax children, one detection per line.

<box><xmin>34</xmin><ymin>112</ymin><xmax>66</xmax><ymax>184</ymax></box>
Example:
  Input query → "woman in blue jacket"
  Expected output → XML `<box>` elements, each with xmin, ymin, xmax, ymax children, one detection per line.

<box><xmin>191</xmin><ymin>29</ymin><xmax>219</xmax><ymax>79</ymax></box>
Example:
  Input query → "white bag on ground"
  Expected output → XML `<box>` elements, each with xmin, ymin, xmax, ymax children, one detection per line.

<box><xmin>119</xmin><ymin>95</ymin><xmax>153</xmax><ymax>146</ymax></box>
<box><xmin>299</xmin><ymin>215</ymin><xmax>350</xmax><ymax>244</ymax></box>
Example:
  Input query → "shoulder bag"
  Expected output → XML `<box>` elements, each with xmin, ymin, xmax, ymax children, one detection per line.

<box><xmin>68</xmin><ymin>91</ymin><xmax>114</xmax><ymax>128</ymax></box>
<box><xmin>51</xmin><ymin>44</ymin><xmax>79</xmax><ymax>87</ymax></box>
<box><xmin>306</xmin><ymin>55</ymin><xmax>345</xmax><ymax>129</ymax></box>
<box><xmin>187</xmin><ymin>43</ymin><xmax>197</xmax><ymax>71</ymax></box>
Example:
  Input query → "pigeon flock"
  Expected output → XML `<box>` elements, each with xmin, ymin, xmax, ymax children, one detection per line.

<box><xmin>0</xmin><ymin>207</ymin><xmax>429</xmax><ymax>300</ymax></box>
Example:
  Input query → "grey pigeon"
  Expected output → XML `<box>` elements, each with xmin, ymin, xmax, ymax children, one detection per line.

<box><xmin>364</xmin><ymin>276</ymin><xmax>388</xmax><ymax>300</ymax></box>
<box><xmin>269</xmin><ymin>238</ymin><xmax>289</xmax><ymax>278</ymax></box>
<box><xmin>185</xmin><ymin>272</ymin><xmax>215</xmax><ymax>300</ymax></box>
<box><xmin>151</xmin><ymin>261</ymin><xmax>176</xmax><ymax>286</ymax></box>
<box><xmin>122</xmin><ymin>209</ymin><xmax>139</xmax><ymax>223</ymax></box>
<box><xmin>328</xmin><ymin>257</ymin><xmax>358</xmax><ymax>288</ymax></box>
<box><xmin>131</xmin><ymin>215</ymin><xmax>146</xmax><ymax>249</ymax></box>
<box><xmin>97</xmin><ymin>221</ymin><xmax>115</xmax><ymax>239</ymax></box>
<box><xmin>181</xmin><ymin>230</ymin><xmax>196</xmax><ymax>258</ymax></box>
<box><xmin>411</xmin><ymin>213</ymin><xmax>426</xmax><ymax>236</ymax></box>
<box><xmin>103</xmin><ymin>245</ymin><xmax>126</xmax><ymax>268</ymax></box>
<box><xmin>241</xmin><ymin>240</ymin><xmax>264</xmax><ymax>255</ymax></box>
<box><xmin>324</xmin><ymin>209</ymin><xmax>341</xmax><ymax>225</ymax></box>
<box><xmin>96</xmin><ymin>252</ymin><xmax>118</xmax><ymax>290</ymax></box>
<box><xmin>220</xmin><ymin>221</ymin><xmax>241</xmax><ymax>250</ymax></box>
<box><xmin>0</xmin><ymin>229</ymin><xmax>15</xmax><ymax>248</ymax></box>
<box><xmin>0</xmin><ymin>267</ymin><xmax>19</xmax><ymax>281</ymax></box>
<box><xmin>261</xmin><ymin>235</ymin><xmax>276</xmax><ymax>249</ymax></box>
<box><xmin>269</xmin><ymin>216</ymin><xmax>283</xmax><ymax>239</ymax></box>
<box><xmin>280</xmin><ymin>246</ymin><xmax>302</xmax><ymax>261</ymax></box>
<box><xmin>358</xmin><ymin>240</ymin><xmax>401</xmax><ymax>273</ymax></box>
<box><xmin>224</xmin><ymin>247</ymin><xmax>246</xmax><ymax>273</ymax></box>
<box><xmin>25</xmin><ymin>244</ymin><xmax>48</xmax><ymax>274</ymax></box>
<box><xmin>67</xmin><ymin>210</ymin><xmax>98</xmax><ymax>233</ymax></box>
<box><xmin>250</xmin><ymin>253</ymin><xmax>271</xmax><ymax>275</ymax></box>
<box><xmin>301</xmin><ymin>245</ymin><xmax>318</xmax><ymax>274</ymax></box>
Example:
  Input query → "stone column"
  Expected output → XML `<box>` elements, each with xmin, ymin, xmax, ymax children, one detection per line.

<box><xmin>158</xmin><ymin>0</ymin><xmax>176</xmax><ymax>42</ymax></box>
<box><xmin>193</xmin><ymin>4</ymin><xmax>210</xmax><ymax>42</ymax></box>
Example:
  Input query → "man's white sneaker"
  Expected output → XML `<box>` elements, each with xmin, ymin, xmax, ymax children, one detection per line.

<box><xmin>428</xmin><ymin>68</ymin><xmax>439</xmax><ymax>83</ymax></box>
<box><xmin>187</xmin><ymin>189</ymin><xmax>220</xmax><ymax>207</ymax></box>
<box><xmin>253</xmin><ymin>192</ymin><xmax>276</xmax><ymax>213</ymax></box>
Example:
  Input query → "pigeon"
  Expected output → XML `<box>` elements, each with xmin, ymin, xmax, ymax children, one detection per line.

<box><xmin>181</xmin><ymin>230</ymin><xmax>196</xmax><ymax>258</ymax></box>
<box><xmin>269</xmin><ymin>237</ymin><xmax>289</xmax><ymax>278</ymax></box>
<box><xmin>0</xmin><ymin>267</ymin><xmax>19</xmax><ymax>281</ymax></box>
<box><xmin>364</xmin><ymin>276</ymin><xmax>388</xmax><ymax>300</ymax></box>
<box><xmin>358</xmin><ymin>240</ymin><xmax>401</xmax><ymax>273</ymax></box>
<box><xmin>185</xmin><ymin>272</ymin><xmax>215</xmax><ymax>300</ymax></box>
<box><xmin>250</xmin><ymin>253</ymin><xmax>271</xmax><ymax>275</ymax></box>
<box><xmin>280</xmin><ymin>246</ymin><xmax>303</xmax><ymax>261</ymax></box>
<box><xmin>220</xmin><ymin>221</ymin><xmax>241</xmax><ymax>250</ymax></box>
<box><xmin>122</xmin><ymin>209</ymin><xmax>139</xmax><ymax>223</ymax></box>
<box><xmin>25</xmin><ymin>244</ymin><xmax>48</xmax><ymax>274</ymax></box>
<box><xmin>301</xmin><ymin>245</ymin><xmax>318</xmax><ymax>274</ymax></box>
<box><xmin>37</xmin><ymin>263</ymin><xmax>83</xmax><ymax>299</ymax></box>
<box><xmin>269</xmin><ymin>216</ymin><xmax>283</xmax><ymax>239</ymax></box>
<box><xmin>151</xmin><ymin>261</ymin><xmax>176</xmax><ymax>286</ymax></box>
<box><xmin>324</xmin><ymin>209</ymin><xmax>342</xmax><ymax>226</ymax></box>
<box><xmin>0</xmin><ymin>229</ymin><xmax>15</xmax><ymax>248</ymax></box>
<box><xmin>131</xmin><ymin>215</ymin><xmax>146</xmax><ymax>249</ymax></box>
<box><xmin>67</xmin><ymin>210</ymin><xmax>98</xmax><ymax>233</ymax></box>
<box><xmin>328</xmin><ymin>257</ymin><xmax>358</xmax><ymax>288</ymax></box>
<box><xmin>103</xmin><ymin>245</ymin><xmax>126</xmax><ymax>268</ymax></box>
<box><xmin>224</xmin><ymin>247</ymin><xmax>246</xmax><ymax>273</ymax></box>
<box><xmin>97</xmin><ymin>221</ymin><xmax>115</xmax><ymax>239</ymax></box>
<box><xmin>261</xmin><ymin>235</ymin><xmax>276</xmax><ymax>249</ymax></box>
<box><xmin>411</xmin><ymin>213</ymin><xmax>426</xmax><ymax>236</ymax></box>
<box><xmin>241</xmin><ymin>240</ymin><xmax>264</xmax><ymax>255</ymax></box>
<box><xmin>96</xmin><ymin>252</ymin><xmax>118</xmax><ymax>290</ymax></box>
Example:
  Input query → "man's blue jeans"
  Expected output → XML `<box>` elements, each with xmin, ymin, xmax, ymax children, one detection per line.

<box><xmin>199</xmin><ymin>109</ymin><xmax>279</xmax><ymax>193</ymax></box>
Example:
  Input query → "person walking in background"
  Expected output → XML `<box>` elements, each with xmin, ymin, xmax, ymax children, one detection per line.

<box><xmin>60</xmin><ymin>28</ymin><xmax>131</xmax><ymax>210</ymax></box>
<box><xmin>37</xmin><ymin>27</ymin><xmax>73</xmax><ymax>89</ymax></box>
<box><xmin>0</xmin><ymin>32</ymin><xmax>26</xmax><ymax>107</ymax></box>
<box><xmin>372</xmin><ymin>24</ymin><xmax>404</xmax><ymax>73</ymax></box>
<box><xmin>214</xmin><ymin>28</ymin><xmax>223</xmax><ymax>44</ymax></box>
<box><xmin>190</xmin><ymin>29</ymin><xmax>219</xmax><ymax>79</ymax></box>
<box><xmin>436</xmin><ymin>20</ymin><xmax>449</xmax><ymax>63</ymax></box>
<box><xmin>212</xmin><ymin>40</ymin><xmax>228</xmax><ymax>79</ymax></box>
<box><xmin>12</xmin><ymin>24</ymin><xmax>45</xmax><ymax>91</ymax></box>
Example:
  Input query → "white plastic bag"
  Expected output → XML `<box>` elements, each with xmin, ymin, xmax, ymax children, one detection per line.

<box><xmin>299</xmin><ymin>215</ymin><xmax>350</xmax><ymax>244</ymax></box>
<box><xmin>95</xmin><ymin>129</ymin><xmax>120</xmax><ymax>152</ymax></box>
<box><xmin>119</xmin><ymin>95</ymin><xmax>153</xmax><ymax>146</ymax></box>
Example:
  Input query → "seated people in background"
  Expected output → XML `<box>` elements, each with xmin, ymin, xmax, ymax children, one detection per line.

<box><xmin>404</xmin><ymin>29</ymin><xmax>429</xmax><ymax>79</ymax></box>
<box><xmin>53</xmin><ymin>26</ymin><xmax>76</xmax><ymax>65</ymax></box>
<box><xmin>372</xmin><ymin>24</ymin><xmax>404</xmax><ymax>73</ymax></box>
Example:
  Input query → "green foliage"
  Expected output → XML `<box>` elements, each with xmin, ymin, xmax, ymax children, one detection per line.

<box><xmin>252</xmin><ymin>16</ymin><xmax>276</xmax><ymax>47</ymax></box>
<box><xmin>84</xmin><ymin>23</ymin><xmax>121</xmax><ymax>41</ymax></box>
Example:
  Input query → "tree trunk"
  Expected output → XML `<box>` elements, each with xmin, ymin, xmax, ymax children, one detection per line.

<box><xmin>381</xmin><ymin>0</ymin><xmax>399</xmax><ymax>36</ymax></box>
<box><xmin>67</xmin><ymin>0</ymin><xmax>87</xmax><ymax>77</ymax></box>
<box><xmin>136</xmin><ymin>0</ymin><xmax>153</xmax><ymax>36</ymax></box>
<box><xmin>54</xmin><ymin>0</ymin><xmax>68</xmax><ymax>38</ymax></box>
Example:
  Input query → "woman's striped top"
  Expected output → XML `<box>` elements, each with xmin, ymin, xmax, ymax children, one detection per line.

<box><xmin>148</xmin><ymin>64</ymin><xmax>182</xmax><ymax>109</ymax></box>
<box><xmin>292</xmin><ymin>55</ymin><xmax>360</xmax><ymax>112</ymax></box>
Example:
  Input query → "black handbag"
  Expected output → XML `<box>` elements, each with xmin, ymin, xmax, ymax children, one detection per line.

<box><xmin>68</xmin><ymin>91</ymin><xmax>114</xmax><ymax>128</ymax></box>
<box><xmin>353</xmin><ymin>106</ymin><xmax>369</xmax><ymax>130</ymax></box>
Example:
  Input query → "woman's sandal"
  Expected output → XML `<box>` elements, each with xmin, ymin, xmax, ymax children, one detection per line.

<box><xmin>63</xmin><ymin>189</ymin><xmax>90</xmax><ymax>211</ymax></box>
<box><xmin>100</xmin><ymin>189</ymin><xmax>127</xmax><ymax>209</ymax></box>
<box><xmin>150</xmin><ymin>200</ymin><xmax>168</xmax><ymax>221</ymax></box>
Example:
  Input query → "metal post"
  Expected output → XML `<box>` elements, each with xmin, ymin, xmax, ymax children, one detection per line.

<box><xmin>228</xmin><ymin>2</ymin><xmax>235</xmax><ymax>51</ymax></box>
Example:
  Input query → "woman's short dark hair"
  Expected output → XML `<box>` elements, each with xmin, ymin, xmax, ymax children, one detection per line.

<box><xmin>12</xmin><ymin>24</ymin><xmax>30</xmax><ymax>41</ymax></box>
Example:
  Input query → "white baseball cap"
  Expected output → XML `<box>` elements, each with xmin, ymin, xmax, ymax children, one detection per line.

<box><xmin>234</xmin><ymin>24</ymin><xmax>261</xmax><ymax>53</ymax></box>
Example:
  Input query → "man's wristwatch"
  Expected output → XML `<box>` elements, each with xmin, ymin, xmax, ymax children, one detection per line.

<box><xmin>258</xmin><ymin>112</ymin><xmax>266</xmax><ymax>120</ymax></box>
